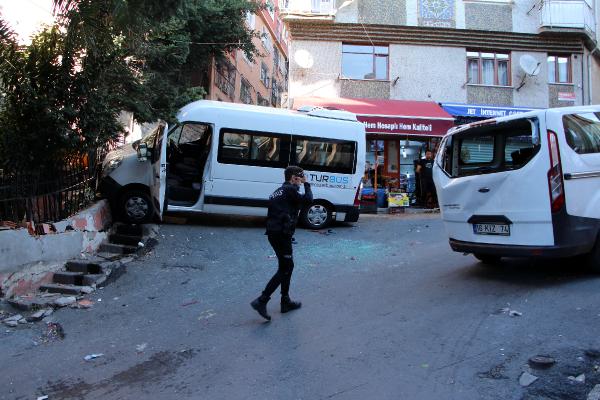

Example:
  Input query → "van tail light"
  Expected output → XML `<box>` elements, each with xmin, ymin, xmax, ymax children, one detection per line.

<box><xmin>353</xmin><ymin>182</ymin><xmax>363</xmax><ymax>207</ymax></box>
<box><xmin>547</xmin><ymin>130</ymin><xmax>565</xmax><ymax>213</ymax></box>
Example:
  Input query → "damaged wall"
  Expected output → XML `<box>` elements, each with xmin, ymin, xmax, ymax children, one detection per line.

<box><xmin>0</xmin><ymin>200</ymin><xmax>111</xmax><ymax>297</ymax></box>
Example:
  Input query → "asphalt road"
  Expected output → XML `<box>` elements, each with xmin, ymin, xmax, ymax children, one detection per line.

<box><xmin>2</xmin><ymin>213</ymin><xmax>600</xmax><ymax>400</ymax></box>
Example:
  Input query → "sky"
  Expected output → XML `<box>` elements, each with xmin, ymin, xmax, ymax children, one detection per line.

<box><xmin>0</xmin><ymin>0</ymin><xmax>55</xmax><ymax>43</ymax></box>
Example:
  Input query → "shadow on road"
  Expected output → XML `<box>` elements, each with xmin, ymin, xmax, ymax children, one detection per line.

<box><xmin>458</xmin><ymin>255</ymin><xmax>599</xmax><ymax>287</ymax></box>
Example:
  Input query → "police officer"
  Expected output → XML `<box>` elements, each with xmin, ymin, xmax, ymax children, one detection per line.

<box><xmin>251</xmin><ymin>166</ymin><xmax>313</xmax><ymax>321</ymax></box>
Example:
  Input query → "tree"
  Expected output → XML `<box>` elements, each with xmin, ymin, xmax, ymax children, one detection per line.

<box><xmin>0</xmin><ymin>0</ymin><xmax>261</xmax><ymax>171</ymax></box>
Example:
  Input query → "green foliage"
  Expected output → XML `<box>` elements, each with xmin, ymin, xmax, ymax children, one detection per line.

<box><xmin>0</xmin><ymin>0</ymin><xmax>260</xmax><ymax>170</ymax></box>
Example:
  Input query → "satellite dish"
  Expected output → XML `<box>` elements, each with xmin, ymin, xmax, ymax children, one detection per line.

<box><xmin>519</xmin><ymin>55</ymin><xmax>541</xmax><ymax>76</ymax></box>
<box><xmin>294</xmin><ymin>49</ymin><xmax>314</xmax><ymax>69</ymax></box>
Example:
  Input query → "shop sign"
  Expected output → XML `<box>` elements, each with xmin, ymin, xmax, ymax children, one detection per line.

<box><xmin>558</xmin><ymin>92</ymin><xmax>576</xmax><ymax>102</ymax></box>
<box><xmin>357</xmin><ymin>116</ymin><xmax>453</xmax><ymax>136</ymax></box>
<box><xmin>441</xmin><ymin>103</ymin><xmax>538</xmax><ymax>118</ymax></box>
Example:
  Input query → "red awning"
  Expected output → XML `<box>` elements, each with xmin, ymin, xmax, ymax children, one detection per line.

<box><xmin>292</xmin><ymin>96</ymin><xmax>455</xmax><ymax>137</ymax></box>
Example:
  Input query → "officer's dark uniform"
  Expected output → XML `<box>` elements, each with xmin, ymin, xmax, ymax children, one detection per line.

<box><xmin>251</xmin><ymin>179</ymin><xmax>312</xmax><ymax>320</ymax></box>
<box><xmin>263</xmin><ymin>181</ymin><xmax>313</xmax><ymax>299</ymax></box>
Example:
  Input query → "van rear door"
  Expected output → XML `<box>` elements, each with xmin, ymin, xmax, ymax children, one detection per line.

<box><xmin>151</xmin><ymin>123</ymin><xmax>168</xmax><ymax>220</ymax></box>
<box><xmin>550</xmin><ymin>108</ymin><xmax>600</xmax><ymax>220</ymax></box>
<box><xmin>434</xmin><ymin>116</ymin><xmax>554</xmax><ymax>246</ymax></box>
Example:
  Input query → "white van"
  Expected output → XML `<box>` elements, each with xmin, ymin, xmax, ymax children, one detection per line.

<box><xmin>433</xmin><ymin>105</ymin><xmax>600</xmax><ymax>268</ymax></box>
<box><xmin>99</xmin><ymin>100</ymin><xmax>366</xmax><ymax>229</ymax></box>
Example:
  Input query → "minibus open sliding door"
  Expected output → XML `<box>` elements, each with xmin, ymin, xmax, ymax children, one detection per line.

<box><xmin>151</xmin><ymin>123</ymin><xmax>168</xmax><ymax>220</ymax></box>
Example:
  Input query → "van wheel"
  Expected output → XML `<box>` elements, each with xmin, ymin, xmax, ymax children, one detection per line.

<box><xmin>301</xmin><ymin>203</ymin><xmax>332</xmax><ymax>230</ymax></box>
<box><xmin>473</xmin><ymin>253</ymin><xmax>501</xmax><ymax>265</ymax></box>
<box><xmin>585</xmin><ymin>235</ymin><xmax>600</xmax><ymax>273</ymax></box>
<box><xmin>120</xmin><ymin>189</ymin><xmax>154</xmax><ymax>224</ymax></box>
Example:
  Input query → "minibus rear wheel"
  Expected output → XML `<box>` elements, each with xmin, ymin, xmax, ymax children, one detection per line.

<box><xmin>301</xmin><ymin>202</ymin><xmax>332</xmax><ymax>230</ymax></box>
<box><xmin>473</xmin><ymin>253</ymin><xmax>501</xmax><ymax>265</ymax></box>
<box><xmin>120</xmin><ymin>189</ymin><xmax>154</xmax><ymax>224</ymax></box>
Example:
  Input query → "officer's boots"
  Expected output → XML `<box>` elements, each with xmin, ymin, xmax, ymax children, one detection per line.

<box><xmin>251</xmin><ymin>294</ymin><xmax>271</xmax><ymax>321</ymax></box>
<box><xmin>281</xmin><ymin>295</ymin><xmax>302</xmax><ymax>313</ymax></box>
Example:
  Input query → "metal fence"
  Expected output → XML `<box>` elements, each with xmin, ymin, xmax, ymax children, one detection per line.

<box><xmin>0</xmin><ymin>147</ymin><xmax>110</xmax><ymax>227</ymax></box>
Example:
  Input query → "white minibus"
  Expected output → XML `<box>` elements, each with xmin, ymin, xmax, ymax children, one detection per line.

<box><xmin>433</xmin><ymin>105</ymin><xmax>600</xmax><ymax>269</ymax></box>
<box><xmin>99</xmin><ymin>100</ymin><xmax>366</xmax><ymax>229</ymax></box>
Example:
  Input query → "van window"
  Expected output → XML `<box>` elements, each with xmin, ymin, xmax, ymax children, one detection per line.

<box><xmin>293</xmin><ymin>136</ymin><xmax>356</xmax><ymax>174</ymax></box>
<box><xmin>440</xmin><ymin>118</ymin><xmax>540</xmax><ymax>178</ymax></box>
<box><xmin>563</xmin><ymin>112</ymin><xmax>600</xmax><ymax>154</ymax></box>
<box><xmin>218</xmin><ymin>128</ymin><xmax>290</xmax><ymax>168</ymax></box>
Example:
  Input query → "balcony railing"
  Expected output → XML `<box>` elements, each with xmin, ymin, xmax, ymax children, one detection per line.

<box><xmin>279</xmin><ymin>0</ymin><xmax>336</xmax><ymax>15</ymax></box>
<box><xmin>540</xmin><ymin>0</ymin><xmax>596</xmax><ymax>35</ymax></box>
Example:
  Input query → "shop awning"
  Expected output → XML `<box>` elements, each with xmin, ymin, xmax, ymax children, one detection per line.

<box><xmin>292</xmin><ymin>96</ymin><xmax>455</xmax><ymax>137</ymax></box>
<box><xmin>441</xmin><ymin>103</ymin><xmax>540</xmax><ymax>118</ymax></box>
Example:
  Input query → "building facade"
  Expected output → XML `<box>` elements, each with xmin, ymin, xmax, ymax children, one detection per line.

<box><xmin>280</xmin><ymin>0</ymin><xmax>600</xmax><ymax>205</ymax></box>
<box><xmin>206</xmin><ymin>2</ymin><xmax>290</xmax><ymax>108</ymax></box>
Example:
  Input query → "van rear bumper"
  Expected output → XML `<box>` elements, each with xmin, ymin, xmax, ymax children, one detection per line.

<box><xmin>449</xmin><ymin>238</ymin><xmax>593</xmax><ymax>258</ymax></box>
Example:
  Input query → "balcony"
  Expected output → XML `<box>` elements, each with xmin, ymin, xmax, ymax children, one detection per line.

<box><xmin>279</xmin><ymin>0</ymin><xmax>336</xmax><ymax>20</ymax></box>
<box><xmin>539</xmin><ymin>0</ymin><xmax>596</xmax><ymax>36</ymax></box>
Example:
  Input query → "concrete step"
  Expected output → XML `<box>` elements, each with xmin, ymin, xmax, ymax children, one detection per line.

<box><xmin>99</xmin><ymin>242</ymin><xmax>138</xmax><ymax>255</ymax></box>
<box><xmin>115</xmin><ymin>224</ymin><xmax>143</xmax><ymax>236</ymax></box>
<box><xmin>83</xmin><ymin>274</ymin><xmax>107</xmax><ymax>287</ymax></box>
<box><xmin>53</xmin><ymin>271</ymin><xmax>85</xmax><ymax>285</ymax></box>
<box><xmin>65</xmin><ymin>261</ymin><xmax>102</xmax><ymax>274</ymax></box>
<box><xmin>109</xmin><ymin>233</ymin><xmax>142</xmax><ymax>247</ymax></box>
<box><xmin>39</xmin><ymin>283</ymin><xmax>92</xmax><ymax>295</ymax></box>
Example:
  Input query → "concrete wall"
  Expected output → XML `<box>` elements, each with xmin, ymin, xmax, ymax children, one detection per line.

<box><xmin>289</xmin><ymin>40</ymin><xmax>341</xmax><ymax>99</ymax></box>
<box><xmin>512</xmin><ymin>51</ymin><xmax>549</xmax><ymax>108</ymax></box>
<box><xmin>467</xmin><ymin>85</ymin><xmax>513</xmax><ymax>105</ymax></box>
<box><xmin>335</xmin><ymin>0</ymin><xmax>359</xmax><ymax>23</ymax></box>
<box><xmin>0</xmin><ymin>200</ymin><xmax>111</xmax><ymax>297</ymax></box>
<box><xmin>512</xmin><ymin>0</ymin><xmax>540</xmax><ymax>34</ymax></box>
<box><xmin>358</xmin><ymin>0</ymin><xmax>405</xmax><ymax>25</ymax></box>
<box><xmin>389</xmin><ymin>44</ymin><xmax>467</xmax><ymax>102</ymax></box>
<box><xmin>340</xmin><ymin>79</ymin><xmax>390</xmax><ymax>98</ymax></box>
<box><xmin>465</xmin><ymin>2</ymin><xmax>512</xmax><ymax>31</ymax></box>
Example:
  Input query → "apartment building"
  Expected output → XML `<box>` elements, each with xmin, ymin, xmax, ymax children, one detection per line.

<box><xmin>280</xmin><ymin>0</ymin><xmax>600</xmax><ymax>201</ymax></box>
<box><xmin>206</xmin><ymin>2</ymin><xmax>290</xmax><ymax>108</ymax></box>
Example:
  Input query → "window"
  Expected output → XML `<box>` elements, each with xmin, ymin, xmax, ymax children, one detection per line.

<box><xmin>257</xmin><ymin>94</ymin><xmax>270</xmax><ymax>107</ymax></box>
<box><xmin>467</xmin><ymin>51</ymin><xmax>510</xmax><ymax>86</ymax></box>
<box><xmin>293</xmin><ymin>136</ymin><xmax>357</xmax><ymax>174</ymax></box>
<box><xmin>266</xmin><ymin>0</ymin><xmax>275</xmax><ymax>20</ymax></box>
<box><xmin>271</xmin><ymin>78</ymin><xmax>280</xmax><ymax>106</ymax></box>
<box><xmin>214</xmin><ymin>59</ymin><xmax>236</xmax><ymax>99</ymax></box>
<box><xmin>563</xmin><ymin>112</ymin><xmax>600</xmax><ymax>154</ymax></box>
<box><xmin>261</xmin><ymin>27</ymin><xmax>272</xmax><ymax>53</ymax></box>
<box><xmin>342</xmin><ymin>44</ymin><xmax>389</xmax><ymax>80</ymax></box>
<box><xmin>245</xmin><ymin>11</ymin><xmax>256</xmax><ymax>29</ymax></box>
<box><xmin>548</xmin><ymin>55</ymin><xmax>571</xmax><ymax>84</ymax></box>
<box><xmin>260</xmin><ymin>63</ymin><xmax>270</xmax><ymax>88</ymax></box>
<box><xmin>439</xmin><ymin>118</ymin><xmax>540</xmax><ymax>177</ymax></box>
<box><xmin>240</xmin><ymin>78</ymin><xmax>253</xmax><ymax>104</ymax></box>
<box><xmin>273</xmin><ymin>48</ymin><xmax>280</xmax><ymax>71</ymax></box>
<box><xmin>218</xmin><ymin>129</ymin><xmax>290</xmax><ymax>168</ymax></box>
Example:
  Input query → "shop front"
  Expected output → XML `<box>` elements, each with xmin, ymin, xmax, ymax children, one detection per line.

<box><xmin>440</xmin><ymin>103</ymin><xmax>539</xmax><ymax>125</ymax></box>
<box><xmin>292</xmin><ymin>97</ymin><xmax>455</xmax><ymax>209</ymax></box>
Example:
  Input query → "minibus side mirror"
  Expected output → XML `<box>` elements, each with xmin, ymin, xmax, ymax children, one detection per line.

<box><xmin>137</xmin><ymin>143</ymin><xmax>150</xmax><ymax>162</ymax></box>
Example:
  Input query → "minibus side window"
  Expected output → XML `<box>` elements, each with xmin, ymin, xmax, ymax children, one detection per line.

<box><xmin>217</xmin><ymin>128</ymin><xmax>290</xmax><ymax>168</ymax></box>
<box><xmin>293</xmin><ymin>136</ymin><xmax>357</xmax><ymax>174</ymax></box>
<box><xmin>563</xmin><ymin>112</ymin><xmax>600</xmax><ymax>154</ymax></box>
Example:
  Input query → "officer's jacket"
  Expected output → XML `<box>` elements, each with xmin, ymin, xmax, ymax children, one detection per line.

<box><xmin>265</xmin><ymin>182</ymin><xmax>313</xmax><ymax>235</ymax></box>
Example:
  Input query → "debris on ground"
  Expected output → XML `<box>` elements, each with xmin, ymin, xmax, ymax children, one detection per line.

<box><xmin>587</xmin><ymin>384</ymin><xmax>600</xmax><ymax>400</ymax></box>
<box><xmin>84</xmin><ymin>353</ymin><xmax>104</xmax><ymax>361</ymax></box>
<box><xmin>76</xmin><ymin>299</ymin><xmax>94</xmax><ymax>309</ymax></box>
<box><xmin>509</xmin><ymin>310</ymin><xmax>522</xmax><ymax>317</ymax></box>
<box><xmin>529</xmin><ymin>355</ymin><xmax>556</xmax><ymax>369</ymax></box>
<box><xmin>198</xmin><ymin>309</ymin><xmax>216</xmax><ymax>320</ymax></box>
<box><xmin>181</xmin><ymin>300</ymin><xmax>199</xmax><ymax>307</ymax></box>
<box><xmin>41</xmin><ymin>322</ymin><xmax>65</xmax><ymax>342</ymax></box>
<box><xmin>2</xmin><ymin>314</ymin><xmax>23</xmax><ymax>327</ymax></box>
<box><xmin>54</xmin><ymin>296</ymin><xmax>77</xmax><ymax>307</ymax></box>
<box><xmin>136</xmin><ymin>343</ymin><xmax>148</xmax><ymax>353</ymax></box>
<box><xmin>568</xmin><ymin>374</ymin><xmax>586</xmax><ymax>383</ymax></box>
<box><xmin>37</xmin><ymin>395</ymin><xmax>49</xmax><ymax>400</ymax></box>
<box><xmin>519</xmin><ymin>371</ymin><xmax>539</xmax><ymax>387</ymax></box>
<box><xmin>27</xmin><ymin>309</ymin><xmax>53</xmax><ymax>322</ymax></box>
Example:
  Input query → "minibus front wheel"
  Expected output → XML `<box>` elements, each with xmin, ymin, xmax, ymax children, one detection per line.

<box><xmin>301</xmin><ymin>202</ymin><xmax>332</xmax><ymax>230</ymax></box>
<box><xmin>120</xmin><ymin>189</ymin><xmax>154</xmax><ymax>224</ymax></box>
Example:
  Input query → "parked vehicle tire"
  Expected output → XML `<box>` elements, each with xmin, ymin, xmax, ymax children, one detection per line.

<box><xmin>585</xmin><ymin>235</ymin><xmax>600</xmax><ymax>273</ymax></box>
<box><xmin>301</xmin><ymin>202</ymin><xmax>332</xmax><ymax>230</ymax></box>
<box><xmin>473</xmin><ymin>253</ymin><xmax>501</xmax><ymax>265</ymax></box>
<box><xmin>120</xmin><ymin>189</ymin><xmax>154</xmax><ymax>224</ymax></box>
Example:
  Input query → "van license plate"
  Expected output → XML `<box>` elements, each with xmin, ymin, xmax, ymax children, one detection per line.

<box><xmin>473</xmin><ymin>223</ymin><xmax>510</xmax><ymax>236</ymax></box>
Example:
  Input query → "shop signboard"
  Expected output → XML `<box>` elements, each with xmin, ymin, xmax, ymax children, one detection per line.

<box><xmin>358</xmin><ymin>115</ymin><xmax>453</xmax><ymax>136</ymax></box>
<box><xmin>441</xmin><ymin>103</ymin><xmax>538</xmax><ymax>118</ymax></box>
<box><xmin>558</xmin><ymin>92</ymin><xmax>576</xmax><ymax>102</ymax></box>
<box><xmin>388</xmin><ymin>192</ymin><xmax>410</xmax><ymax>207</ymax></box>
